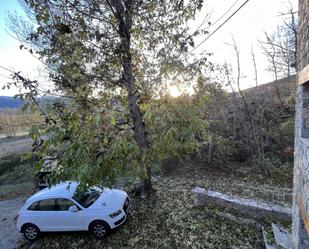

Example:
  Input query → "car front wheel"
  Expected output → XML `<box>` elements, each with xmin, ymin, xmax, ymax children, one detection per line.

<box><xmin>90</xmin><ymin>221</ymin><xmax>109</xmax><ymax>239</ymax></box>
<box><xmin>23</xmin><ymin>224</ymin><xmax>40</xmax><ymax>241</ymax></box>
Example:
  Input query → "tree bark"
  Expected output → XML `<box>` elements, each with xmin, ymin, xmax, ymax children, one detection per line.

<box><xmin>208</xmin><ymin>136</ymin><xmax>213</xmax><ymax>164</ymax></box>
<box><xmin>223</xmin><ymin>63</ymin><xmax>237</xmax><ymax>139</ymax></box>
<box><xmin>113</xmin><ymin>0</ymin><xmax>153</xmax><ymax>193</ymax></box>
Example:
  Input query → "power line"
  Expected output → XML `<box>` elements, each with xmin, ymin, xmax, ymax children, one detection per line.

<box><xmin>0</xmin><ymin>73</ymin><xmax>12</xmax><ymax>81</ymax></box>
<box><xmin>208</xmin><ymin>0</ymin><xmax>240</xmax><ymax>29</ymax></box>
<box><xmin>189</xmin><ymin>0</ymin><xmax>239</xmax><ymax>41</ymax></box>
<box><xmin>191</xmin><ymin>0</ymin><xmax>251</xmax><ymax>53</ymax></box>
<box><xmin>189</xmin><ymin>1</ymin><xmax>239</xmax><ymax>41</ymax></box>
<box><xmin>0</xmin><ymin>65</ymin><xmax>14</xmax><ymax>74</ymax></box>
<box><xmin>195</xmin><ymin>8</ymin><xmax>214</xmax><ymax>33</ymax></box>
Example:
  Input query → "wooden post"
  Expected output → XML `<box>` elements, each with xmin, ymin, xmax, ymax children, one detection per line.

<box><xmin>297</xmin><ymin>193</ymin><xmax>309</xmax><ymax>236</ymax></box>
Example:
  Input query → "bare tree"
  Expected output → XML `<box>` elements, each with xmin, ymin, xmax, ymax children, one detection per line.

<box><xmin>230</xmin><ymin>37</ymin><xmax>263</xmax><ymax>163</ymax></box>
<box><xmin>222</xmin><ymin>62</ymin><xmax>237</xmax><ymax>139</ymax></box>
<box><xmin>259</xmin><ymin>5</ymin><xmax>297</xmax><ymax>80</ymax></box>
<box><xmin>251</xmin><ymin>46</ymin><xmax>258</xmax><ymax>87</ymax></box>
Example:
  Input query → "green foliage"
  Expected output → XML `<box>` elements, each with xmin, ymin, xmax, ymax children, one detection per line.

<box><xmin>29</xmin><ymin>100</ymin><xmax>139</xmax><ymax>187</ymax></box>
<box><xmin>0</xmin><ymin>154</ymin><xmax>21</xmax><ymax>176</ymax></box>
<box><xmin>208</xmin><ymin>136</ymin><xmax>236</xmax><ymax>166</ymax></box>
<box><xmin>9</xmin><ymin>0</ymin><xmax>211</xmax><ymax>189</ymax></box>
<box><xmin>27</xmin><ymin>93</ymin><xmax>209</xmax><ymax>188</ymax></box>
<box><xmin>187</xmin><ymin>72</ymin><xmax>295</xmax><ymax>180</ymax></box>
<box><xmin>0</xmin><ymin>152</ymin><xmax>34</xmax><ymax>200</ymax></box>
<box><xmin>9</xmin><ymin>0</ymin><xmax>295</xmax><ymax>189</ymax></box>
<box><xmin>146</xmin><ymin>96</ymin><xmax>208</xmax><ymax>164</ymax></box>
<box><xmin>274</xmin><ymin>119</ymin><xmax>295</xmax><ymax>151</ymax></box>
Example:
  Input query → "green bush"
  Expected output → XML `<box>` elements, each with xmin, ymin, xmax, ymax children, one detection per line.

<box><xmin>0</xmin><ymin>154</ymin><xmax>21</xmax><ymax>175</ymax></box>
<box><xmin>0</xmin><ymin>153</ymin><xmax>34</xmax><ymax>185</ymax></box>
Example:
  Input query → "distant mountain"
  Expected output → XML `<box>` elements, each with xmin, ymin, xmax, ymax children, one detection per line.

<box><xmin>0</xmin><ymin>96</ymin><xmax>24</xmax><ymax>109</ymax></box>
<box><xmin>0</xmin><ymin>96</ymin><xmax>61</xmax><ymax>109</ymax></box>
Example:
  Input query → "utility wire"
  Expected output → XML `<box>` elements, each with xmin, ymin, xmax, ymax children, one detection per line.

<box><xmin>0</xmin><ymin>73</ymin><xmax>12</xmax><ymax>81</ymax></box>
<box><xmin>0</xmin><ymin>65</ymin><xmax>14</xmax><ymax>74</ymax></box>
<box><xmin>208</xmin><ymin>0</ymin><xmax>240</xmax><ymax>29</ymax></box>
<box><xmin>188</xmin><ymin>1</ymin><xmax>239</xmax><ymax>41</ymax></box>
<box><xmin>195</xmin><ymin>8</ymin><xmax>214</xmax><ymax>33</ymax></box>
<box><xmin>191</xmin><ymin>0</ymin><xmax>251</xmax><ymax>53</ymax></box>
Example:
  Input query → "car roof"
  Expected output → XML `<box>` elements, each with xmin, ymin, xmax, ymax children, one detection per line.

<box><xmin>27</xmin><ymin>181</ymin><xmax>78</xmax><ymax>203</ymax></box>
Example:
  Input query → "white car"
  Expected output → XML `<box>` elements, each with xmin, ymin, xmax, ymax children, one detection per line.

<box><xmin>16</xmin><ymin>181</ymin><xmax>129</xmax><ymax>241</ymax></box>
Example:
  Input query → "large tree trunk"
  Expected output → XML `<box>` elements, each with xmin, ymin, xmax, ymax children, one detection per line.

<box><xmin>113</xmin><ymin>0</ymin><xmax>153</xmax><ymax>193</ymax></box>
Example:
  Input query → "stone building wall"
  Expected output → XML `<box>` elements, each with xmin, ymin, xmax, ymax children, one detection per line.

<box><xmin>292</xmin><ymin>0</ymin><xmax>309</xmax><ymax>248</ymax></box>
<box><xmin>298</xmin><ymin>0</ymin><xmax>309</xmax><ymax>71</ymax></box>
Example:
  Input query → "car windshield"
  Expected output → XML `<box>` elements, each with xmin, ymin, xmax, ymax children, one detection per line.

<box><xmin>73</xmin><ymin>186</ymin><xmax>103</xmax><ymax>208</ymax></box>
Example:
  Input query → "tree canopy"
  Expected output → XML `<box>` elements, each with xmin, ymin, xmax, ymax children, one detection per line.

<box><xmin>9</xmin><ymin>0</ymin><xmax>209</xmax><ymax>192</ymax></box>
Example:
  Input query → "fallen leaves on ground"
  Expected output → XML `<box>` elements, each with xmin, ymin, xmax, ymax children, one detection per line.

<box><xmin>18</xmin><ymin>176</ymin><xmax>265</xmax><ymax>249</ymax></box>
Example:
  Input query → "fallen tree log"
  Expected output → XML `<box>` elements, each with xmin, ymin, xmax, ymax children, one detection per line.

<box><xmin>216</xmin><ymin>211</ymin><xmax>262</xmax><ymax>229</ymax></box>
<box><xmin>192</xmin><ymin>187</ymin><xmax>291</xmax><ymax>222</ymax></box>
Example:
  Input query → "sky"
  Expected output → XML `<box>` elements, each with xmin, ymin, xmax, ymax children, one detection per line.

<box><xmin>194</xmin><ymin>0</ymin><xmax>298</xmax><ymax>89</ymax></box>
<box><xmin>0</xmin><ymin>0</ymin><xmax>44</xmax><ymax>96</ymax></box>
<box><xmin>0</xmin><ymin>0</ymin><xmax>298</xmax><ymax>96</ymax></box>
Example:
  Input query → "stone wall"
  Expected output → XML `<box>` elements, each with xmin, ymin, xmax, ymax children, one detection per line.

<box><xmin>298</xmin><ymin>0</ymin><xmax>309</xmax><ymax>71</ymax></box>
<box><xmin>292</xmin><ymin>0</ymin><xmax>309</xmax><ymax>248</ymax></box>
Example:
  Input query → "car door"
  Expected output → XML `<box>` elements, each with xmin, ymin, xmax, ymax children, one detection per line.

<box><xmin>28</xmin><ymin>198</ymin><xmax>59</xmax><ymax>232</ymax></box>
<box><xmin>56</xmin><ymin>198</ymin><xmax>86</xmax><ymax>231</ymax></box>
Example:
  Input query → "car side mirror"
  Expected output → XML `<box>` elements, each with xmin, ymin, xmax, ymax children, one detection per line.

<box><xmin>69</xmin><ymin>205</ymin><xmax>78</xmax><ymax>212</ymax></box>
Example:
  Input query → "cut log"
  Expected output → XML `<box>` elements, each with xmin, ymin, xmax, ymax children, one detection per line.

<box><xmin>192</xmin><ymin>187</ymin><xmax>291</xmax><ymax>222</ymax></box>
<box><xmin>216</xmin><ymin>211</ymin><xmax>262</xmax><ymax>229</ymax></box>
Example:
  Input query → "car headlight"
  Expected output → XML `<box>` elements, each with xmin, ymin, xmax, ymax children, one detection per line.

<box><xmin>125</xmin><ymin>199</ymin><xmax>129</xmax><ymax>206</ymax></box>
<box><xmin>109</xmin><ymin>210</ymin><xmax>122</xmax><ymax>218</ymax></box>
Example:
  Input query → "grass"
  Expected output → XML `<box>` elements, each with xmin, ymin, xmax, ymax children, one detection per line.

<box><xmin>0</xmin><ymin>182</ymin><xmax>33</xmax><ymax>200</ymax></box>
<box><xmin>0</xmin><ymin>153</ymin><xmax>34</xmax><ymax>200</ymax></box>
<box><xmin>0</xmin><ymin>154</ymin><xmax>21</xmax><ymax>176</ymax></box>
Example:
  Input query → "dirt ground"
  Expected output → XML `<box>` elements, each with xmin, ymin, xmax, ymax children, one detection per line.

<box><xmin>0</xmin><ymin>136</ymin><xmax>32</xmax><ymax>248</ymax></box>
<box><xmin>0</xmin><ymin>197</ymin><xmax>26</xmax><ymax>249</ymax></box>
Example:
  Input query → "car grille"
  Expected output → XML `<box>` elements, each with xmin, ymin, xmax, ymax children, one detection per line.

<box><xmin>123</xmin><ymin>198</ymin><xmax>129</xmax><ymax>214</ymax></box>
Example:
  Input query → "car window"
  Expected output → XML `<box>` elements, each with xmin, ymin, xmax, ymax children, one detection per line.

<box><xmin>73</xmin><ymin>186</ymin><xmax>103</xmax><ymax>208</ymax></box>
<box><xmin>28</xmin><ymin>199</ymin><xmax>57</xmax><ymax>211</ymax></box>
<box><xmin>57</xmin><ymin>198</ymin><xmax>75</xmax><ymax>211</ymax></box>
<box><xmin>28</xmin><ymin>201</ymin><xmax>40</xmax><ymax>211</ymax></box>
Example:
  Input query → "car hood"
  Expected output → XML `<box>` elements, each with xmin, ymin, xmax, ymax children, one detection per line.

<box><xmin>92</xmin><ymin>188</ymin><xmax>127</xmax><ymax>211</ymax></box>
